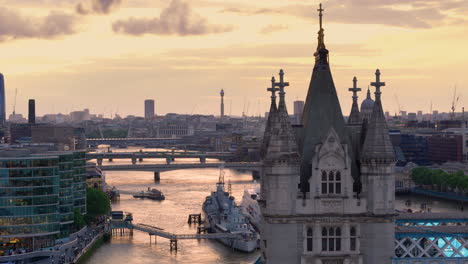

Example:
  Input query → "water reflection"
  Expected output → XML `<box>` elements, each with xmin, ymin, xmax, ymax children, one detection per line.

<box><xmin>86</xmin><ymin>148</ymin><xmax>462</xmax><ymax>263</ymax></box>
<box><xmin>86</xmin><ymin>166</ymin><xmax>260</xmax><ymax>264</ymax></box>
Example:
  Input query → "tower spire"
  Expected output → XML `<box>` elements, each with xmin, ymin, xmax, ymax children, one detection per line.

<box><xmin>348</xmin><ymin>76</ymin><xmax>362</xmax><ymax>124</ymax></box>
<box><xmin>267</xmin><ymin>76</ymin><xmax>279</xmax><ymax>111</ymax></box>
<box><xmin>371</xmin><ymin>69</ymin><xmax>385</xmax><ymax>102</ymax></box>
<box><xmin>317</xmin><ymin>3</ymin><xmax>325</xmax><ymax>50</ymax></box>
<box><xmin>314</xmin><ymin>3</ymin><xmax>328</xmax><ymax>64</ymax></box>
<box><xmin>274</xmin><ymin>69</ymin><xmax>290</xmax><ymax>112</ymax></box>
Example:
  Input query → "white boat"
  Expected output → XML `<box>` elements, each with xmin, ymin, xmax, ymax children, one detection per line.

<box><xmin>202</xmin><ymin>167</ymin><xmax>259</xmax><ymax>253</ymax></box>
<box><xmin>240</xmin><ymin>187</ymin><xmax>262</xmax><ymax>231</ymax></box>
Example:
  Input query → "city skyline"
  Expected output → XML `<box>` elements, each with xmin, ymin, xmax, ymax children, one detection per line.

<box><xmin>0</xmin><ymin>0</ymin><xmax>467</xmax><ymax>117</ymax></box>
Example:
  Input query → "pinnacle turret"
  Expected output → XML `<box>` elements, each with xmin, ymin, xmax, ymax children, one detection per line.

<box><xmin>260</xmin><ymin>77</ymin><xmax>279</xmax><ymax>159</ymax></box>
<box><xmin>263</xmin><ymin>70</ymin><xmax>299</xmax><ymax>162</ymax></box>
<box><xmin>361</xmin><ymin>69</ymin><xmax>395</xmax><ymax>162</ymax></box>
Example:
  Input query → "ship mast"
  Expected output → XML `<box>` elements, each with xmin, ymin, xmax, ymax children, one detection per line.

<box><xmin>217</xmin><ymin>163</ymin><xmax>225</xmax><ymax>185</ymax></box>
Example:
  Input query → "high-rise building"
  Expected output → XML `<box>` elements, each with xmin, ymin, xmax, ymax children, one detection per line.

<box><xmin>220</xmin><ymin>89</ymin><xmax>225</xmax><ymax>118</ymax></box>
<box><xmin>400</xmin><ymin>110</ymin><xmax>407</xmax><ymax>119</ymax></box>
<box><xmin>417</xmin><ymin>110</ymin><xmax>423</xmax><ymax>121</ymax></box>
<box><xmin>70</xmin><ymin>109</ymin><xmax>90</xmax><ymax>123</ymax></box>
<box><xmin>28</xmin><ymin>99</ymin><xmax>35</xmax><ymax>124</ymax></box>
<box><xmin>144</xmin><ymin>99</ymin><xmax>155</xmax><ymax>119</ymax></box>
<box><xmin>0</xmin><ymin>73</ymin><xmax>5</xmax><ymax>125</ymax></box>
<box><xmin>0</xmin><ymin>149</ymin><xmax>86</xmax><ymax>253</ymax></box>
<box><xmin>293</xmin><ymin>100</ymin><xmax>304</xmax><ymax>125</ymax></box>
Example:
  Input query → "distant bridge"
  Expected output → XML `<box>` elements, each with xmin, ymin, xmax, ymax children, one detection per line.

<box><xmin>86</xmin><ymin>137</ymin><xmax>183</xmax><ymax>147</ymax></box>
<box><xmin>87</xmin><ymin>151</ymin><xmax>235</xmax><ymax>165</ymax></box>
<box><xmin>98</xmin><ymin>162</ymin><xmax>261</xmax><ymax>173</ymax></box>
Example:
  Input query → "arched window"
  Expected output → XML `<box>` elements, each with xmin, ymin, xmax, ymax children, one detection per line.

<box><xmin>306</xmin><ymin>227</ymin><xmax>313</xmax><ymax>252</ymax></box>
<box><xmin>321</xmin><ymin>171</ymin><xmax>342</xmax><ymax>195</ymax></box>
<box><xmin>350</xmin><ymin>226</ymin><xmax>357</xmax><ymax>251</ymax></box>
<box><xmin>321</xmin><ymin>171</ymin><xmax>327</xmax><ymax>194</ymax></box>
<box><xmin>322</xmin><ymin>226</ymin><xmax>342</xmax><ymax>252</ymax></box>
<box><xmin>328</xmin><ymin>171</ymin><xmax>335</xmax><ymax>194</ymax></box>
<box><xmin>321</xmin><ymin>227</ymin><xmax>327</xmax><ymax>251</ymax></box>
<box><xmin>335</xmin><ymin>172</ymin><xmax>341</xmax><ymax>194</ymax></box>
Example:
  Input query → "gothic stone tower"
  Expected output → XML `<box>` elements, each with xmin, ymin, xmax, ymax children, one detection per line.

<box><xmin>260</xmin><ymin>70</ymin><xmax>301</xmax><ymax>263</ymax></box>
<box><xmin>260</xmin><ymin>4</ymin><xmax>396</xmax><ymax>264</ymax></box>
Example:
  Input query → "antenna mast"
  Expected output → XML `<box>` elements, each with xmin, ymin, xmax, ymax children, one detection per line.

<box><xmin>12</xmin><ymin>88</ymin><xmax>17</xmax><ymax>115</ymax></box>
<box><xmin>218</xmin><ymin>163</ymin><xmax>225</xmax><ymax>185</ymax></box>
<box><xmin>451</xmin><ymin>85</ymin><xmax>460</xmax><ymax>119</ymax></box>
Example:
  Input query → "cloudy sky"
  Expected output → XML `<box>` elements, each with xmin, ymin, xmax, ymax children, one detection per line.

<box><xmin>0</xmin><ymin>0</ymin><xmax>467</xmax><ymax>117</ymax></box>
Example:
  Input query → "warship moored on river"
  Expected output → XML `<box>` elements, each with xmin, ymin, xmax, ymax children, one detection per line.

<box><xmin>202</xmin><ymin>166</ymin><xmax>258</xmax><ymax>253</ymax></box>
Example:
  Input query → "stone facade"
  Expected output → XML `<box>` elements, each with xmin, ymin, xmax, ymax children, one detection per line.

<box><xmin>260</xmin><ymin>5</ymin><xmax>396</xmax><ymax>264</ymax></box>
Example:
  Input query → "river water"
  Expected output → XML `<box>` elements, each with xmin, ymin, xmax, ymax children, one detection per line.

<box><xmin>85</xmin><ymin>147</ymin><xmax>461</xmax><ymax>264</ymax></box>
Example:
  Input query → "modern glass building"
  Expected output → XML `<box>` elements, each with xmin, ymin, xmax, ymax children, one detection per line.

<box><xmin>0</xmin><ymin>150</ymin><xmax>87</xmax><ymax>252</ymax></box>
<box><xmin>33</xmin><ymin>151</ymin><xmax>87</xmax><ymax>237</ymax></box>
<box><xmin>0</xmin><ymin>156</ymin><xmax>61</xmax><ymax>250</ymax></box>
<box><xmin>0</xmin><ymin>73</ymin><xmax>5</xmax><ymax>124</ymax></box>
<box><xmin>72</xmin><ymin>151</ymin><xmax>87</xmax><ymax>215</ymax></box>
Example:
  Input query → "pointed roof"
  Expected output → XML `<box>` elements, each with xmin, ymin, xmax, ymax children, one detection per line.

<box><xmin>264</xmin><ymin>70</ymin><xmax>299</xmax><ymax>162</ymax></box>
<box><xmin>299</xmin><ymin>4</ymin><xmax>355</xmax><ymax>190</ymax></box>
<box><xmin>361</xmin><ymin>69</ymin><xmax>395</xmax><ymax>162</ymax></box>
<box><xmin>348</xmin><ymin>77</ymin><xmax>362</xmax><ymax>125</ymax></box>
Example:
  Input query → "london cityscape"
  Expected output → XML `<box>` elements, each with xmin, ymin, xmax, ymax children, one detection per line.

<box><xmin>1</xmin><ymin>1</ymin><xmax>468</xmax><ymax>264</ymax></box>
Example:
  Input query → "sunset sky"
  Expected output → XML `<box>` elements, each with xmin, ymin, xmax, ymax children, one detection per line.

<box><xmin>0</xmin><ymin>0</ymin><xmax>467</xmax><ymax>117</ymax></box>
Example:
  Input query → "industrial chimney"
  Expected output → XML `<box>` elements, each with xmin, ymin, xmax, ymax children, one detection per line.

<box><xmin>28</xmin><ymin>99</ymin><xmax>35</xmax><ymax>124</ymax></box>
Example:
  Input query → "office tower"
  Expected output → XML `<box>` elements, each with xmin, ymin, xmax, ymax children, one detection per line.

<box><xmin>0</xmin><ymin>73</ymin><xmax>5</xmax><ymax>124</ymax></box>
<box><xmin>28</xmin><ymin>99</ymin><xmax>35</xmax><ymax>124</ymax></box>
<box><xmin>145</xmin><ymin>99</ymin><xmax>155</xmax><ymax>119</ymax></box>
<box><xmin>417</xmin><ymin>110</ymin><xmax>423</xmax><ymax>121</ymax></box>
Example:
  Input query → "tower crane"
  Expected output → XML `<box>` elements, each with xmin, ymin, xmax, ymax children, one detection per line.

<box><xmin>246</xmin><ymin>101</ymin><xmax>250</xmax><ymax>117</ymax></box>
<box><xmin>190</xmin><ymin>104</ymin><xmax>197</xmax><ymax>115</ymax></box>
<box><xmin>394</xmin><ymin>94</ymin><xmax>402</xmax><ymax>117</ymax></box>
<box><xmin>242</xmin><ymin>99</ymin><xmax>246</xmax><ymax>117</ymax></box>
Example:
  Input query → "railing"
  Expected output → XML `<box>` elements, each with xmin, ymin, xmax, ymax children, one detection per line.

<box><xmin>0</xmin><ymin>249</ymin><xmax>60</xmax><ymax>262</ymax></box>
<box><xmin>393</xmin><ymin>257</ymin><xmax>468</xmax><ymax>264</ymax></box>
<box><xmin>131</xmin><ymin>223</ymin><xmax>240</xmax><ymax>240</ymax></box>
<box><xmin>412</xmin><ymin>187</ymin><xmax>468</xmax><ymax>202</ymax></box>
<box><xmin>87</xmin><ymin>152</ymin><xmax>234</xmax><ymax>159</ymax></box>
<box><xmin>0</xmin><ymin>234</ymin><xmax>79</xmax><ymax>262</ymax></box>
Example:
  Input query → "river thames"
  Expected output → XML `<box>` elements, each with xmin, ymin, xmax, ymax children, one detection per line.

<box><xmin>85</xmin><ymin>148</ymin><xmax>461</xmax><ymax>264</ymax></box>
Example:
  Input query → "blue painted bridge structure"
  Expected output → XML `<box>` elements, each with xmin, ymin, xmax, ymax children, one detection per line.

<box><xmin>394</xmin><ymin>212</ymin><xmax>468</xmax><ymax>263</ymax></box>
